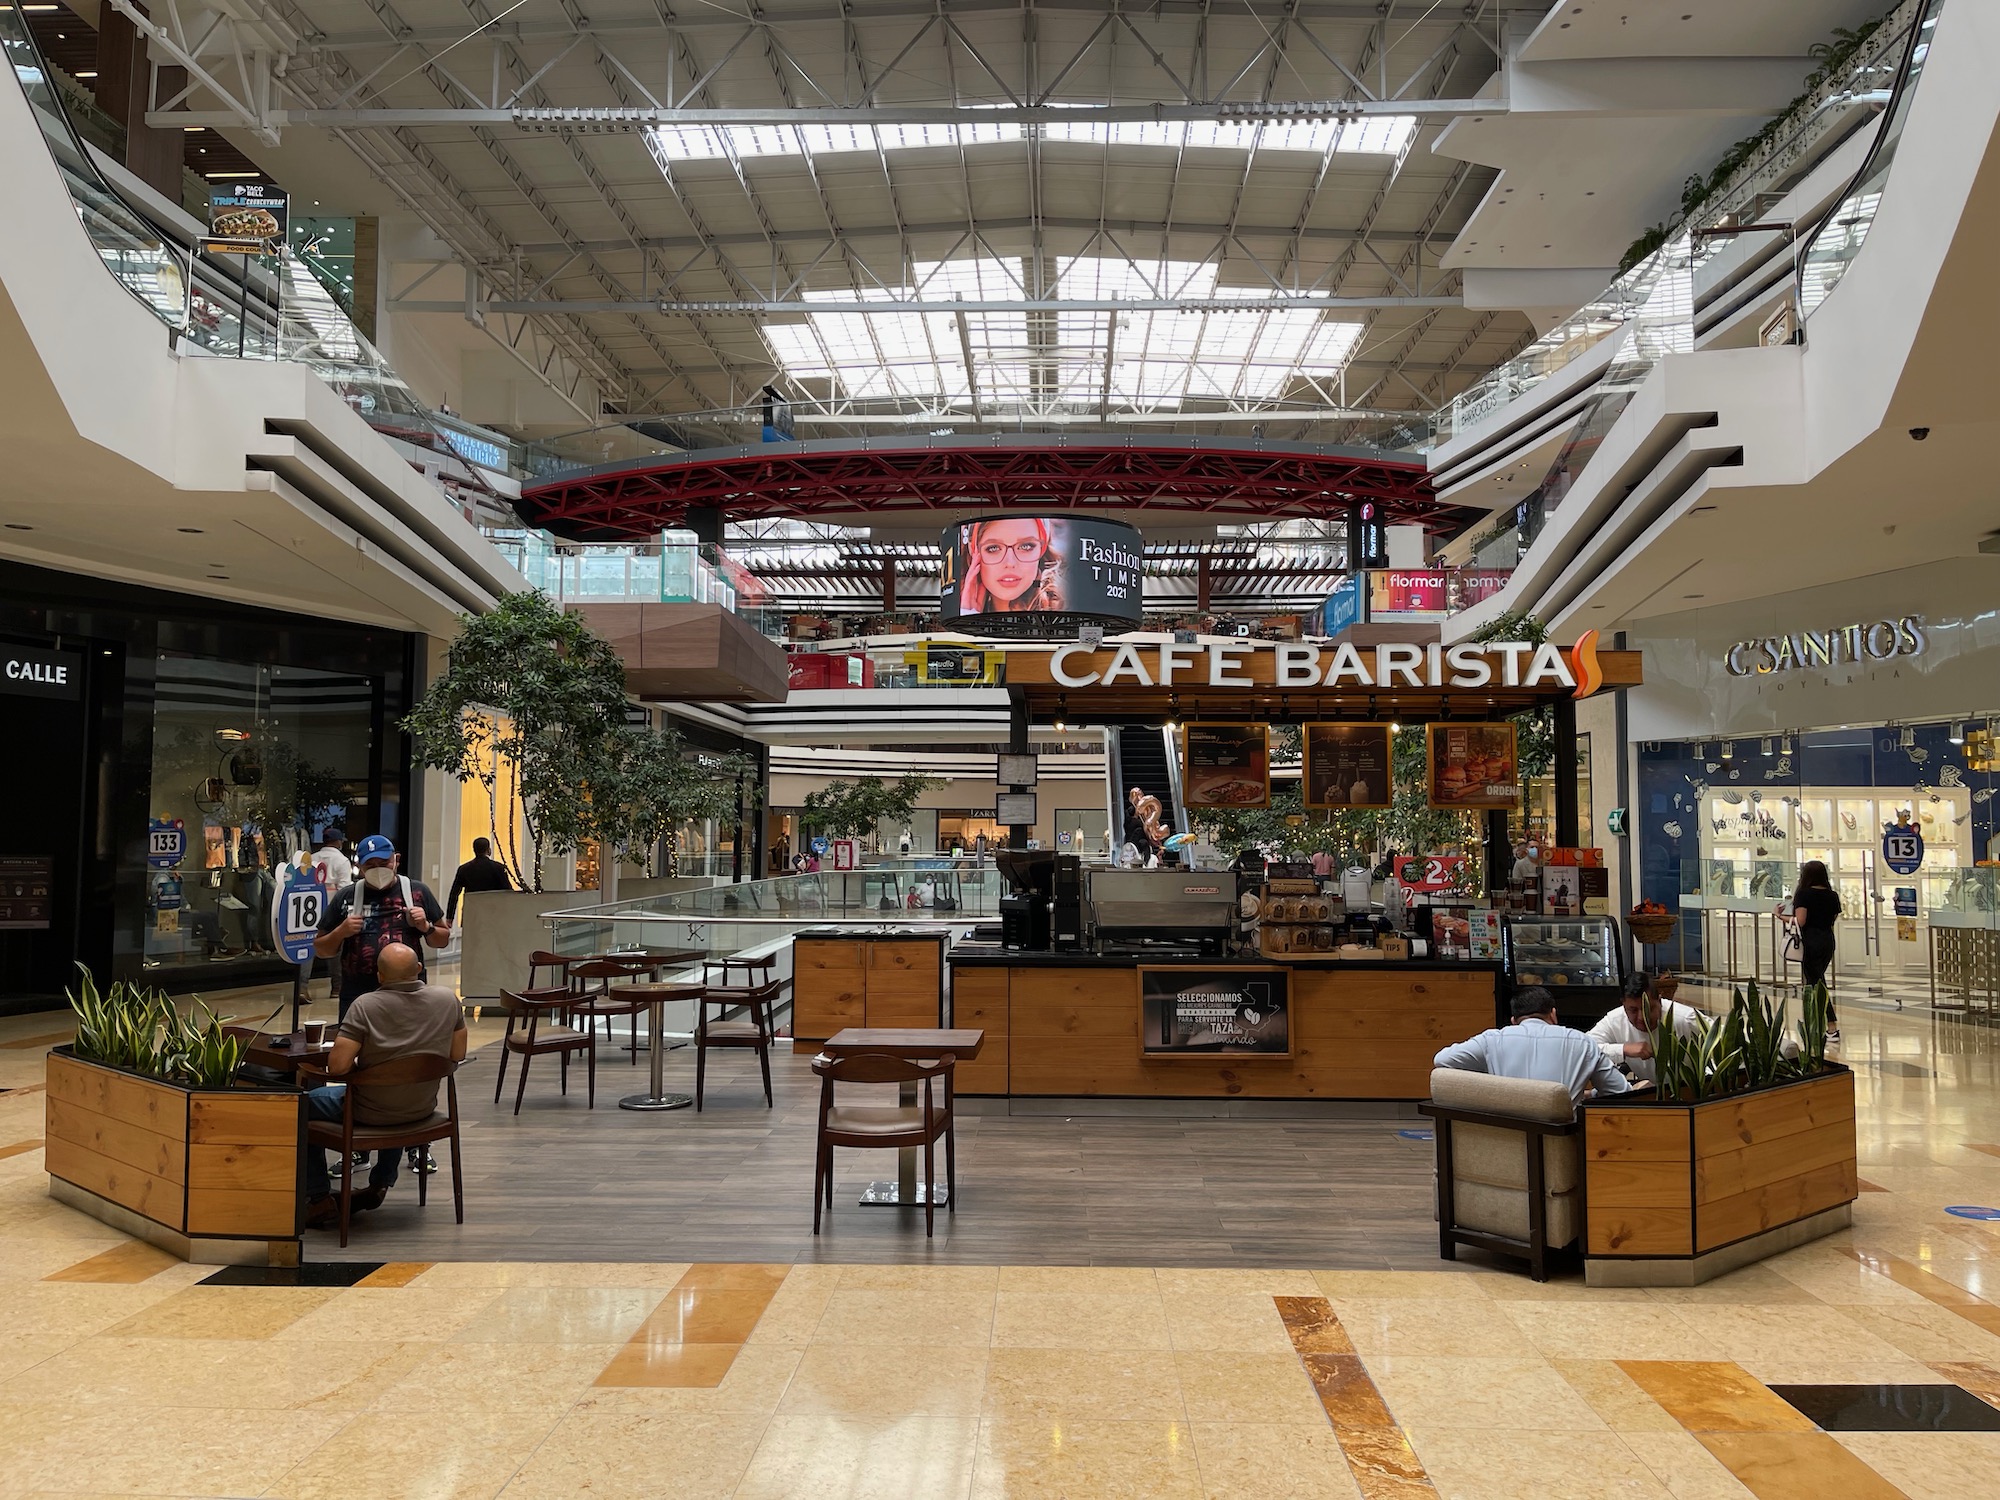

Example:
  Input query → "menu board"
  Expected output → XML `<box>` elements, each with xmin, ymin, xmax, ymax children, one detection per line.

<box><xmin>1139</xmin><ymin>967</ymin><xmax>1291</xmax><ymax>1057</ymax></box>
<box><xmin>1426</xmin><ymin>722</ymin><xmax>1521</xmax><ymax>810</ymax></box>
<box><xmin>1180</xmin><ymin>723</ymin><xmax>1270</xmax><ymax>809</ymax></box>
<box><xmin>1302</xmin><ymin>724</ymin><xmax>1392</xmax><ymax>809</ymax></box>
<box><xmin>0</xmin><ymin>856</ymin><xmax>53</xmax><ymax>930</ymax></box>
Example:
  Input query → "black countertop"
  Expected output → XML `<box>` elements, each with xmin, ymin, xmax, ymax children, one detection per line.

<box><xmin>795</xmin><ymin>927</ymin><xmax>952</xmax><ymax>942</ymax></box>
<box><xmin>946</xmin><ymin>942</ymin><xmax>1500</xmax><ymax>973</ymax></box>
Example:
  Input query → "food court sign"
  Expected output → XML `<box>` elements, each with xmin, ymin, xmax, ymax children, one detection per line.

<box><xmin>1044</xmin><ymin>632</ymin><xmax>1609</xmax><ymax>697</ymax></box>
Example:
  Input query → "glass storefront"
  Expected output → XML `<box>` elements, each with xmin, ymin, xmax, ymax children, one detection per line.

<box><xmin>0</xmin><ymin>559</ymin><xmax>414</xmax><ymax>1003</ymax></box>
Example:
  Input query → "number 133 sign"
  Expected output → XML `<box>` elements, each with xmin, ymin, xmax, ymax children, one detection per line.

<box><xmin>1395</xmin><ymin>856</ymin><xmax>1466</xmax><ymax>893</ymax></box>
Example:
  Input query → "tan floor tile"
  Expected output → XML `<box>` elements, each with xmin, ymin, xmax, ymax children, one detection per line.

<box><xmin>40</xmin><ymin>1240</ymin><xmax>179</xmax><ymax>1284</ymax></box>
<box><xmin>836</xmin><ymin>1264</ymin><xmax>1001</xmax><ymax>1292</ymax></box>
<box><xmin>356</xmin><ymin>1261</ymin><xmax>435</xmax><ymax>1288</ymax></box>
<box><xmin>1665</xmin><ymin>1304</ymin><xmax>1911</xmax><ymax>1366</ymax></box>
<box><xmin>982</xmin><ymin>1347</ymin><xmax>1189</xmax><ymax>1422</ymax></box>
<box><xmin>1369</xmin><ymin>1355</ymin><xmax>1609</xmax><ymax>1431</ymax></box>
<box><xmin>971</xmin><ymin>1418</ymin><xmax>1204</xmax><ymax>1500</ymax></box>
<box><xmin>1764</xmin><ymin>1250</ymin><xmax>1933</xmax><ymax>1306</ymax></box>
<box><xmin>1642</xmin><ymin>1266</ymin><xmax>1822</xmax><ymax>1306</ymax></box>
<box><xmin>0</xmin><ymin>1400</ymin><xmax>346</xmax><ymax>1494</ymax></box>
<box><xmin>1332</xmin><ymin>1298</ymin><xmax>1539</xmax><ymax>1358</ymax></box>
<box><xmin>742</xmin><ymin>1271</ymin><xmax>836</xmax><ymax>1347</ymax></box>
<box><xmin>269</xmin><ymin>1406</ymin><xmax>562</xmax><ymax>1500</ymax></box>
<box><xmin>630</xmin><ymin>1285</ymin><xmax>772</xmax><ymax>1344</ymax></box>
<box><xmin>0</xmin><ymin>1335</ymin><xmax>429</xmax><ymax>1411</ymax></box>
<box><xmin>446</xmin><ymin>1288</ymin><xmax>664</xmax><ymax>1345</ymax></box>
<box><xmin>275</xmin><ymin>1287</ymin><xmax>505</xmax><ymax>1344</ymax></box>
<box><xmin>677</xmin><ymin>1262</ymin><xmax>792</xmax><ymax>1292</ymax></box>
<box><xmin>1502</xmin><ymin>1303</ymin><xmax>1715</xmax><ymax>1361</ymax></box>
<box><xmin>1333</xmin><ymin>1427</ymin><xmax>1437</xmax><ymax>1500</ymax></box>
<box><xmin>1175</xmin><ymin>1350</ymin><xmax>1324</xmax><ymax>1425</ymax></box>
<box><xmin>1154</xmin><ymin>1267</ymin><xmax>1323</xmax><ymax>1296</ymax></box>
<box><xmin>1729</xmin><ymin>1355</ymin><xmax>1941</xmax><ymax>1386</ymax></box>
<box><xmin>407</xmin><ymin>1260</ymin><xmax>695</xmax><ymax>1289</ymax></box>
<box><xmin>1276</xmin><ymin>1295</ymin><xmax>1357</xmax><ymax>1355</ymax></box>
<box><xmin>1301</xmin><ymin>1353</ymin><xmax>1398</xmax><ymax>1430</ymax></box>
<box><xmin>1406</xmin><ymin>1427</ymin><xmax>1673</xmax><ymax>1500</ymax></box>
<box><xmin>814</xmin><ymin>1287</ymin><xmax>997</xmax><ymax>1347</ymax></box>
<box><xmin>0</xmin><ymin>1236</ymin><xmax>130</xmax><ymax>1284</ymax></box>
<box><xmin>1313</xmin><ymin>1271</ymin><xmax>1490</xmax><ymax>1300</ymax></box>
<box><xmin>1614</xmin><ymin>1361</ymin><xmax>1815</xmax><ymax>1434</ymax></box>
<box><xmin>736</xmin><ymin>1413</ymin><xmax>979</xmax><ymax>1500</ymax></box>
<box><xmin>778</xmin><ymin>1344</ymin><xmax>990</xmax><ymax>1418</ymax></box>
<box><xmin>1190</xmin><ymin>1422</ymin><xmax>1362</xmax><ymax>1499</ymax></box>
<box><xmin>1163</xmin><ymin>1291</ymin><xmax>1297</xmax><ymax>1352</ymax></box>
<box><xmin>104</xmin><ymin>1285</ymin><xmax>337</xmax><ymax>1341</ymax></box>
<box><xmin>1694</xmin><ymin>1432</ymin><xmax>1908</xmax><ymax>1500</ymax></box>
<box><xmin>995</xmin><ymin>1265</ymin><xmax>1161</xmax><ymax>1294</ymax></box>
<box><xmin>1620</xmin><ymin>1430</ymin><xmax>1757</xmax><ymax>1500</ymax></box>
<box><xmin>991</xmin><ymin>1290</ymin><xmax>1173</xmax><ymax>1350</ymax></box>
<box><xmin>1472</xmin><ymin>1272</ymin><xmax>1657</xmax><ymax>1303</ymax></box>
<box><xmin>1842</xmin><ymin>1303</ymin><xmax>2000</xmax><ymax>1362</ymax></box>
<box><xmin>0</xmin><ymin>1335</ymin><xmax>75</xmax><ymax>1386</ymax></box>
<box><xmin>373</xmin><ymin>1340</ymin><xmax>627</xmax><ymax>1410</ymax></box>
<box><xmin>594</xmin><ymin>1340</ymin><xmax>741</xmax><ymax>1388</ymax></box>
<box><xmin>497</xmin><ymin>1409</ymin><xmax>767</xmax><ymax>1499</ymax></box>
<box><xmin>1551</xmin><ymin>1359</ymin><xmax>1685</xmax><ymax>1433</ymax></box>
<box><xmin>571</xmin><ymin>1345</ymin><xmax>803</xmax><ymax>1416</ymax></box>
<box><xmin>1834</xmin><ymin>1431</ymin><xmax>2000</xmax><ymax>1500</ymax></box>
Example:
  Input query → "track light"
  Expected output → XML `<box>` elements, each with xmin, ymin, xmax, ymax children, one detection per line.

<box><xmin>1780</xmin><ymin>733</ymin><xmax>1793</xmax><ymax>754</ymax></box>
<box><xmin>1760</xmin><ymin>737</ymin><xmax>1774</xmax><ymax>757</ymax></box>
<box><xmin>1720</xmin><ymin>740</ymin><xmax>1735</xmax><ymax>760</ymax></box>
<box><xmin>1899</xmin><ymin>725</ymin><xmax>1916</xmax><ymax>749</ymax></box>
<box><xmin>1949</xmin><ymin>722</ymin><xmax>1965</xmax><ymax>744</ymax></box>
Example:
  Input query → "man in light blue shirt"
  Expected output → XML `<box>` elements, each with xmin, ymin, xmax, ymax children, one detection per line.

<box><xmin>1434</xmin><ymin>987</ymin><xmax>1632</xmax><ymax>1105</ymax></box>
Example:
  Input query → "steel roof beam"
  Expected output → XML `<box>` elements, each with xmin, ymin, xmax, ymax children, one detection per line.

<box><xmin>393</xmin><ymin>294</ymin><xmax>1459</xmax><ymax>313</ymax></box>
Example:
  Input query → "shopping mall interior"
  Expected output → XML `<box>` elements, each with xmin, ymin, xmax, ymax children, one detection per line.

<box><xmin>5</xmin><ymin>0</ymin><xmax>2000</xmax><ymax>1494</ymax></box>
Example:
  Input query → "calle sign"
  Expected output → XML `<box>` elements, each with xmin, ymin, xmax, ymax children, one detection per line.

<box><xmin>0</xmin><ymin>642</ymin><xmax>82</xmax><ymax>701</ymax></box>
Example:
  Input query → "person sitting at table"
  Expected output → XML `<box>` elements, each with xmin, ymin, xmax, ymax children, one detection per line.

<box><xmin>303</xmin><ymin>942</ymin><xmax>466</xmax><ymax>1229</ymax></box>
<box><xmin>1587</xmin><ymin>974</ymin><xmax>1704</xmax><ymax>1084</ymax></box>
<box><xmin>1433</xmin><ymin>987</ymin><xmax>1631</xmax><ymax>1106</ymax></box>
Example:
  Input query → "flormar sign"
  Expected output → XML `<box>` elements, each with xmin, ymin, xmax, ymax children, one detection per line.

<box><xmin>1048</xmin><ymin>634</ymin><xmax>1604</xmax><ymax>696</ymax></box>
<box><xmin>1724</xmin><ymin>615</ymin><xmax>1927</xmax><ymax>676</ymax></box>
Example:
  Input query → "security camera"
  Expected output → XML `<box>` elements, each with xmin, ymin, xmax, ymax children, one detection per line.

<box><xmin>1909</xmin><ymin>427</ymin><xmax>1931</xmax><ymax>440</ymax></box>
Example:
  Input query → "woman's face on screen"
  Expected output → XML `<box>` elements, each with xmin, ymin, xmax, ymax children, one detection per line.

<box><xmin>976</xmin><ymin>519</ymin><xmax>1046</xmax><ymax>603</ymax></box>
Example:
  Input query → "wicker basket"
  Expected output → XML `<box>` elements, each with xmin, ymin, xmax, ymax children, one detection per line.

<box><xmin>1628</xmin><ymin>912</ymin><xmax>1679</xmax><ymax>945</ymax></box>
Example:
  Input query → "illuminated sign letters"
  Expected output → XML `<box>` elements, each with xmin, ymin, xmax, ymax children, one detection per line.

<box><xmin>1723</xmin><ymin>616</ymin><xmax>1927</xmax><ymax>676</ymax></box>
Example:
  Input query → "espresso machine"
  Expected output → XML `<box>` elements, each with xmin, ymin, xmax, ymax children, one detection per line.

<box><xmin>1085</xmin><ymin>868</ymin><xmax>1236</xmax><ymax>956</ymax></box>
<box><xmin>997</xmin><ymin>849</ymin><xmax>1055</xmax><ymax>951</ymax></box>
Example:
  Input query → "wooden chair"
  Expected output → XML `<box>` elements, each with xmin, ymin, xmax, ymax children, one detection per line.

<box><xmin>694</xmin><ymin>958</ymin><xmax>779</xmax><ymax>1111</ymax></box>
<box><xmin>1418</xmin><ymin>1068</ymin><xmax>1583</xmax><ymax>1283</ymax></box>
<box><xmin>568</xmin><ymin>957</ymin><xmax>655</xmax><ymax>1064</ymax></box>
<box><xmin>527</xmin><ymin>950</ymin><xmax>574</xmax><ymax>991</ymax></box>
<box><xmin>810</xmin><ymin>1051</ymin><xmax>957</xmax><ymax>1238</ymax></box>
<box><xmin>494</xmin><ymin>987</ymin><xmax>596</xmax><ymax>1114</ymax></box>
<box><xmin>300</xmin><ymin>1054</ymin><xmax>463</xmax><ymax>1248</ymax></box>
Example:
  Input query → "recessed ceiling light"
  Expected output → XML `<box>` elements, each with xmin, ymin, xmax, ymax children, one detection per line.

<box><xmin>177</xmin><ymin>526</ymin><xmax>204</xmax><ymax>534</ymax></box>
<box><xmin>1683</xmin><ymin>593</ymin><xmax>1704</xmax><ymax>599</ymax></box>
<box><xmin>4</xmin><ymin>522</ymin><xmax>32</xmax><ymax>531</ymax></box>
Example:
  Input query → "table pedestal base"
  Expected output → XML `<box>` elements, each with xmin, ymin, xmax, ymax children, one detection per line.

<box><xmin>858</xmin><ymin>1180</ymin><xmax>950</xmax><ymax>1207</ymax></box>
<box><xmin>618</xmin><ymin>1092</ymin><xmax>692</xmax><ymax>1112</ymax></box>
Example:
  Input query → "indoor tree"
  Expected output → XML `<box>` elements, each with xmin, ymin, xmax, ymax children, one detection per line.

<box><xmin>600</xmin><ymin>725</ymin><xmax>761</xmax><ymax>878</ymax></box>
<box><xmin>402</xmin><ymin>591</ymin><xmax>631</xmax><ymax>891</ymax></box>
<box><xmin>802</xmin><ymin>772</ymin><xmax>942</xmax><ymax>845</ymax></box>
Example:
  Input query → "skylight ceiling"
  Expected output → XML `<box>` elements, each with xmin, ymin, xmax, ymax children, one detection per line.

<box><xmin>647</xmin><ymin>114</ymin><xmax>1416</xmax><ymax>165</ymax></box>
<box><xmin>762</xmin><ymin>258</ymin><xmax>1366</xmax><ymax>410</ymax></box>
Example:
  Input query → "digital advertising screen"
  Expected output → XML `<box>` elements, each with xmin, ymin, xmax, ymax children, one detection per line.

<box><xmin>938</xmin><ymin>516</ymin><xmax>1144</xmax><ymax>636</ymax></box>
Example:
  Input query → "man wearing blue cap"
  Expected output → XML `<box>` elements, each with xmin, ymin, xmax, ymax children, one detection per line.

<box><xmin>314</xmin><ymin>834</ymin><xmax>451</xmax><ymax>1018</ymax></box>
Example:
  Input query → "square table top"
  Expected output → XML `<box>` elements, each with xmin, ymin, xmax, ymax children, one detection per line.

<box><xmin>822</xmin><ymin>1027</ymin><xmax>985</xmax><ymax>1060</ymax></box>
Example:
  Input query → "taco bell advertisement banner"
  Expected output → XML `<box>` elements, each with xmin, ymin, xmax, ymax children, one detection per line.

<box><xmin>939</xmin><ymin>516</ymin><xmax>1144</xmax><ymax>633</ymax></box>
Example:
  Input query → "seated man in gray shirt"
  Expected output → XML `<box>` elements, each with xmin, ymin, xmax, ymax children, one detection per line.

<box><xmin>1434</xmin><ymin>987</ymin><xmax>1631</xmax><ymax>1106</ymax></box>
<box><xmin>304</xmin><ymin>942</ymin><xmax>467</xmax><ymax>1228</ymax></box>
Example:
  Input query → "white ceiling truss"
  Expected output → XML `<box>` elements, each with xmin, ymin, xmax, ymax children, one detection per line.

<box><xmin>128</xmin><ymin>0</ymin><xmax>1552</xmax><ymax>438</ymax></box>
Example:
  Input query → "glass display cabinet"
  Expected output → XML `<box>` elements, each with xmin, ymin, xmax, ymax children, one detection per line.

<box><xmin>1502</xmin><ymin>915</ymin><xmax>1625</xmax><ymax>1027</ymax></box>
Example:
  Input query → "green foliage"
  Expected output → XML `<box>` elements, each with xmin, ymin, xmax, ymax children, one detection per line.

<box><xmin>1617</xmin><ymin>12</ymin><xmax>1890</xmax><ymax>274</ymax></box>
<box><xmin>1798</xmin><ymin>981</ymin><xmax>1834</xmax><ymax>1069</ymax></box>
<box><xmin>803</xmin><ymin>773</ymin><xmax>944</xmax><ymax>841</ymax></box>
<box><xmin>403</xmin><ymin>592</ymin><xmax>633</xmax><ymax>890</ymax></box>
<box><xmin>1649</xmin><ymin>979</ymin><xmax>1832</xmax><ymax>1102</ymax></box>
<box><xmin>66</xmin><ymin>964</ymin><xmax>244</xmax><ymax>1089</ymax></box>
<box><xmin>600</xmin><ymin>726</ymin><xmax>761</xmax><ymax>877</ymax></box>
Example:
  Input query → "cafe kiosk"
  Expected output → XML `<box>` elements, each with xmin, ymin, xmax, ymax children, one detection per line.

<box><xmin>947</xmin><ymin>634</ymin><xmax>1643</xmax><ymax>1102</ymax></box>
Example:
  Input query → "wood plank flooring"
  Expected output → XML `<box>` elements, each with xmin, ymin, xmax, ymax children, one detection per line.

<box><xmin>319</xmin><ymin>1034</ymin><xmax>1445</xmax><ymax>1268</ymax></box>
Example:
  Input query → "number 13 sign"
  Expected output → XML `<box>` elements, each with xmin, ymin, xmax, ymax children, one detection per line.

<box><xmin>272</xmin><ymin>865</ymin><xmax>324</xmax><ymax>964</ymax></box>
<box><xmin>1882</xmin><ymin>828</ymin><xmax>1924</xmax><ymax>877</ymax></box>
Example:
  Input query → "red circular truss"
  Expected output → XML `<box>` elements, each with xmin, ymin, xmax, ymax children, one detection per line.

<box><xmin>516</xmin><ymin>435</ymin><xmax>1455</xmax><ymax>541</ymax></box>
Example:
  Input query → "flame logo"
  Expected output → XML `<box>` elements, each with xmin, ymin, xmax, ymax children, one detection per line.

<box><xmin>1570</xmin><ymin>630</ymin><xmax>1604</xmax><ymax>698</ymax></box>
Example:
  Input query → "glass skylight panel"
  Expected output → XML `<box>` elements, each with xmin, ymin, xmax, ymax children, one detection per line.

<box><xmin>1040</xmin><ymin>116</ymin><xmax>1413</xmax><ymax>157</ymax></box>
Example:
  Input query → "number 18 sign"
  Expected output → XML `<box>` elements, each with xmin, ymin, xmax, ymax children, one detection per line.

<box><xmin>272</xmin><ymin>865</ymin><xmax>325</xmax><ymax>964</ymax></box>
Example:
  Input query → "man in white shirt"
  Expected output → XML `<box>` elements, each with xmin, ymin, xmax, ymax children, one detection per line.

<box><xmin>1588</xmin><ymin>975</ymin><xmax>1704</xmax><ymax>1084</ymax></box>
<box><xmin>312</xmin><ymin>828</ymin><xmax>354</xmax><ymax>891</ymax></box>
<box><xmin>1434</xmin><ymin>987</ymin><xmax>1632</xmax><ymax>1106</ymax></box>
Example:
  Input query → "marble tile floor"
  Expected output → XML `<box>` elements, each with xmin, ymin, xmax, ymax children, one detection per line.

<box><xmin>7</xmin><ymin>973</ymin><xmax>2000</xmax><ymax>1494</ymax></box>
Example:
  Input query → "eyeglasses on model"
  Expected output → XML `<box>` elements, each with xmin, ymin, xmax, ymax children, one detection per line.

<box><xmin>979</xmin><ymin>539</ymin><xmax>1046</xmax><ymax>562</ymax></box>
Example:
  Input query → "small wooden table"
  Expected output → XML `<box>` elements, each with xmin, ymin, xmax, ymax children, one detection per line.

<box><xmin>230</xmin><ymin>1028</ymin><xmax>331</xmax><ymax>1077</ymax></box>
<box><xmin>822</xmin><ymin>1027</ymin><xmax>984</xmax><ymax>1208</ymax></box>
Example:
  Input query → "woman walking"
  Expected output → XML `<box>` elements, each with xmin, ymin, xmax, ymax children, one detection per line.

<box><xmin>1790</xmin><ymin>859</ymin><xmax>1843</xmax><ymax>1045</ymax></box>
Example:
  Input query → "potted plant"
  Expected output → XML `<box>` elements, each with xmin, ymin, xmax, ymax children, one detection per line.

<box><xmin>1582</xmin><ymin>980</ymin><xmax>1853</xmax><ymax>1285</ymax></box>
<box><xmin>47</xmin><ymin>965</ymin><xmax>302</xmax><ymax>1259</ymax></box>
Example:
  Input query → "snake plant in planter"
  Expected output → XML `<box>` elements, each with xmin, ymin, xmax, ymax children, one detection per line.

<box><xmin>64</xmin><ymin>963</ymin><xmax>245</xmax><ymax>1089</ymax></box>
<box><xmin>1648</xmin><ymin>979</ymin><xmax>1834</xmax><ymax>1103</ymax></box>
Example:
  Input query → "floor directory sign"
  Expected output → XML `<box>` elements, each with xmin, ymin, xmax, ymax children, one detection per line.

<box><xmin>272</xmin><ymin>864</ymin><xmax>325</xmax><ymax>964</ymax></box>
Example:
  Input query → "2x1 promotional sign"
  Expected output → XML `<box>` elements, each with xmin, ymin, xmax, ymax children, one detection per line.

<box><xmin>272</xmin><ymin>865</ymin><xmax>325</xmax><ymax>964</ymax></box>
<box><xmin>1394</xmin><ymin>856</ymin><xmax>1466</xmax><ymax>893</ymax></box>
<box><xmin>146</xmin><ymin>817</ymin><xmax>186</xmax><ymax>869</ymax></box>
<box><xmin>1882</xmin><ymin>825</ymin><xmax>1925</xmax><ymax>876</ymax></box>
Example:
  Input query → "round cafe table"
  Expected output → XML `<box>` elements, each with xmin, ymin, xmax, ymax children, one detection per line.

<box><xmin>617</xmin><ymin>983</ymin><xmax>707</xmax><ymax>1112</ymax></box>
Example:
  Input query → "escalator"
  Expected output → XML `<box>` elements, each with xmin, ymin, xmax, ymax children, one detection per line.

<box><xmin>1112</xmin><ymin>724</ymin><xmax>1187</xmax><ymax>849</ymax></box>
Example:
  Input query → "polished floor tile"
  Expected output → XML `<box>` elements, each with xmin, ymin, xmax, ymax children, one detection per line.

<box><xmin>41</xmin><ymin>1240</ymin><xmax>179</xmax><ymax>1284</ymax></box>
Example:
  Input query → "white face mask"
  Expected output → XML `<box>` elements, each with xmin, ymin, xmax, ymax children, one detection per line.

<box><xmin>363</xmin><ymin>866</ymin><xmax>397</xmax><ymax>890</ymax></box>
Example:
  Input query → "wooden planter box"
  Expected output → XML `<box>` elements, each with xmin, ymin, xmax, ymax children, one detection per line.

<box><xmin>45</xmin><ymin>1049</ymin><xmax>304</xmax><ymax>1266</ymax></box>
<box><xmin>1582</xmin><ymin>1065</ymin><xmax>1856</xmax><ymax>1286</ymax></box>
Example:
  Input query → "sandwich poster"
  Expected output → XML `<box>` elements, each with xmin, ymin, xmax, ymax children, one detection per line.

<box><xmin>1426</xmin><ymin>722</ymin><xmax>1521</xmax><ymax>810</ymax></box>
<box><xmin>1181</xmin><ymin>723</ymin><xmax>1270</xmax><ymax>809</ymax></box>
<box><xmin>1302</xmin><ymin>724</ymin><xmax>1392</xmax><ymax>809</ymax></box>
<box><xmin>205</xmin><ymin>184</ymin><xmax>289</xmax><ymax>254</ymax></box>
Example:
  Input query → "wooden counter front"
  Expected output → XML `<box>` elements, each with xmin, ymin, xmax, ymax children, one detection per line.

<box><xmin>948</xmin><ymin>958</ymin><xmax>1500</xmax><ymax>1100</ymax></box>
<box><xmin>793</xmin><ymin>931</ymin><xmax>948</xmax><ymax>1041</ymax></box>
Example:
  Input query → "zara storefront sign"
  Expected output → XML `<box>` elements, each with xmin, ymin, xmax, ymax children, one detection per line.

<box><xmin>1723</xmin><ymin>616</ymin><xmax>1927</xmax><ymax>677</ymax></box>
<box><xmin>1048</xmin><ymin>639</ymin><xmax>1590</xmax><ymax>693</ymax></box>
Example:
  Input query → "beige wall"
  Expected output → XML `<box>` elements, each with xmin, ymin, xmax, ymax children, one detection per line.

<box><xmin>769</xmin><ymin>771</ymin><xmax>1108</xmax><ymax>850</ymax></box>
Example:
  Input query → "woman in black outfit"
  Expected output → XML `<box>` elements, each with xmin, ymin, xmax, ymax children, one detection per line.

<box><xmin>1790</xmin><ymin>859</ymin><xmax>1843</xmax><ymax>1041</ymax></box>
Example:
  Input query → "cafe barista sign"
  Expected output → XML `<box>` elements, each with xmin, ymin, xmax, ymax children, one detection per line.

<box><xmin>1041</xmin><ymin>632</ymin><xmax>1609</xmax><ymax>696</ymax></box>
